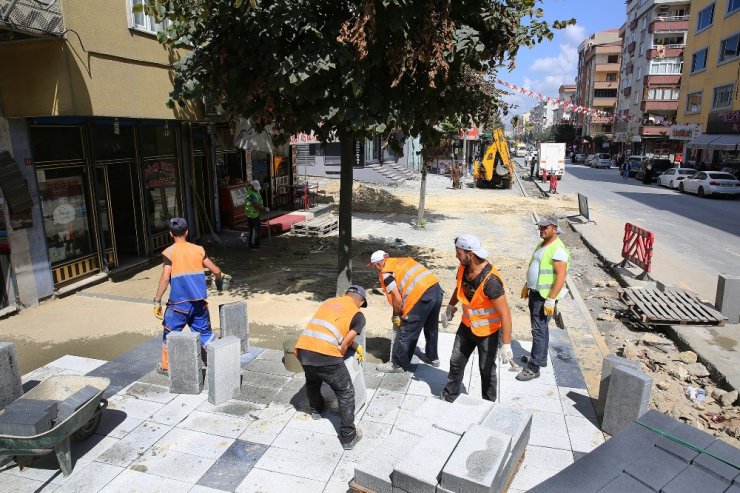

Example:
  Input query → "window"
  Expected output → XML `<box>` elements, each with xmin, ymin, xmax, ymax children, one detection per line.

<box><xmin>697</xmin><ymin>3</ymin><xmax>715</xmax><ymax>32</ymax></box>
<box><xmin>633</xmin><ymin>91</ymin><xmax>640</xmax><ymax>104</ymax></box>
<box><xmin>712</xmin><ymin>84</ymin><xmax>734</xmax><ymax>109</ymax></box>
<box><xmin>594</xmin><ymin>89</ymin><xmax>618</xmax><ymax>98</ymax></box>
<box><xmin>608</xmin><ymin>55</ymin><xmax>619</xmax><ymax>63</ymax></box>
<box><xmin>641</xmin><ymin>17</ymin><xmax>648</xmax><ymax>30</ymax></box>
<box><xmin>130</xmin><ymin>0</ymin><xmax>169</xmax><ymax>34</ymax></box>
<box><xmin>648</xmin><ymin>88</ymin><xmax>680</xmax><ymax>100</ymax></box>
<box><xmin>691</xmin><ymin>48</ymin><xmax>708</xmax><ymax>72</ymax></box>
<box><xmin>649</xmin><ymin>57</ymin><xmax>682</xmax><ymax>74</ymax></box>
<box><xmin>607</xmin><ymin>73</ymin><xmax>617</xmax><ymax>82</ymax></box>
<box><xmin>719</xmin><ymin>33</ymin><xmax>740</xmax><ymax>63</ymax></box>
<box><xmin>686</xmin><ymin>92</ymin><xmax>702</xmax><ymax>113</ymax></box>
<box><xmin>637</xmin><ymin>66</ymin><xmax>642</xmax><ymax>80</ymax></box>
<box><xmin>728</xmin><ymin>0</ymin><xmax>740</xmax><ymax>15</ymax></box>
<box><xmin>639</xmin><ymin>42</ymin><xmax>645</xmax><ymax>55</ymax></box>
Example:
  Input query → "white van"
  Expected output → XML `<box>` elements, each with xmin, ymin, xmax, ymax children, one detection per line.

<box><xmin>515</xmin><ymin>144</ymin><xmax>527</xmax><ymax>157</ymax></box>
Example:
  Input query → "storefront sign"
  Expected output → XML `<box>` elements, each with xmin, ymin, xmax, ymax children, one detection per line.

<box><xmin>707</xmin><ymin>111</ymin><xmax>740</xmax><ymax>134</ymax></box>
<box><xmin>458</xmin><ymin>127</ymin><xmax>480</xmax><ymax>141</ymax></box>
<box><xmin>669</xmin><ymin>124</ymin><xmax>702</xmax><ymax>141</ymax></box>
<box><xmin>144</xmin><ymin>160</ymin><xmax>177</xmax><ymax>189</ymax></box>
<box><xmin>289</xmin><ymin>131</ymin><xmax>339</xmax><ymax>145</ymax></box>
<box><xmin>52</xmin><ymin>203</ymin><xmax>76</xmax><ymax>224</ymax></box>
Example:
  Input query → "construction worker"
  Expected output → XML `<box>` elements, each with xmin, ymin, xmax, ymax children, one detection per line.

<box><xmin>245</xmin><ymin>180</ymin><xmax>269</xmax><ymax>251</ymax></box>
<box><xmin>153</xmin><ymin>218</ymin><xmax>226</xmax><ymax>375</ymax></box>
<box><xmin>369</xmin><ymin>250</ymin><xmax>443</xmax><ymax>372</ymax></box>
<box><xmin>440</xmin><ymin>235</ymin><xmax>513</xmax><ymax>402</ymax></box>
<box><xmin>294</xmin><ymin>285</ymin><xmax>367</xmax><ymax>450</ymax></box>
<box><xmin>518</xmin><ymin>215</ymin><xmax>571</xmax><ymax>381</ymax></box>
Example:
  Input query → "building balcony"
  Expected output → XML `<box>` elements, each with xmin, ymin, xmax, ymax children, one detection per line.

<box><xmin>596</xmin><ymin>63</ymin><xmax>622</xmax><ymax>72</ymax></box>
<box><xmin>641</xmin><ymin>100</ymin><xmax>679</xmax><ymax>111</ymax></box>
<box><xmin>646</xmin><ymin>47</ymin><xmax>684</xmax><ymax>59</ymax></box>
<box><xmin>630</xmin><ymin>18</ymin><xmax>638</xmax><ymax>31</ymax></box>
<box><xmin>640</xmin><ymin>125</ymin><xmax>671</xmax><ymax>137</ymax></box>
<box><xmin>595</xmin><ymin>81</ymin><xmax>619</xmax><ymax>90</ymax></box>
<box><xmin>649</xmin><ymin>17</ymin><xmax>689</xmax><ymax>33</ymax></box>
<box><xmin>592</xmin><ymin>97</ymin><xmax>617</xmax><ymax>107</ymax></box>
<box><xmin>627</xmin><ymin>41</ymin><xmax>636</xmax><ymax>54</ymax></box>
<box><xmin>591</xmin><ymin>116</ymin><xmax>612</xmax><ymax>124</ymax></box>
<box><xmin>0</xmin><ymin>0</ymin><xmax>65</xmax><ymax>39</ymax></box>
<box><xmin>625</xmin><ymin>63</ymin><xmax>634</xmax><ymax>75</ymax></box>
<box><xmin>644</xmin><ymin>75</ymin><xmax>681</xmax><ymax>86</ymax></box>
<box><xmin>623</xmin><ymin>86</ymin><xmax>632</xmax><ymax>97</ymax></box>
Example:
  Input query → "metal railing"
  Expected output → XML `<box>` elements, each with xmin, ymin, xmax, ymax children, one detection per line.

<box><xmin>654</xmin><ymin>15</ymin><xmax>690</xmax><ymax>21</ymax></box>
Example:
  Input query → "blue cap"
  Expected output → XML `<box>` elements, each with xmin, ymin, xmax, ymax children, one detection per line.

<box><xmin>345</xmin><ymin>284</ymin><xmax>368</xmax><ymax>307</ymax></box>
<box><xmin>170</xmin><ymin>217</ymin><xmax>188</xmax><ymax>230</ymax></box>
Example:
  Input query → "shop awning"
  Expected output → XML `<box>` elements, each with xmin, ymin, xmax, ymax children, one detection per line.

<box><xmin>234</xmin><ymin>118</ymin><xmax>277</xmax><ymax>154</ymax></box>
<box><xmin>708</xmin><ymin>134</ymin><xmax>740</xmax><ymax>151</ymax></box>
<box><xmin>686</xmin><ymin>134</ymin><xmax>721</xmax><ymax>149</ymax></box>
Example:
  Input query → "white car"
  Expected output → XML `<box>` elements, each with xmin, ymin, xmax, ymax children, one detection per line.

<box><xmin>593</xmin><ymin>153</ymin><xmax>612</xmax><ymax>169</ymax></box>
<box><xmin>657</xmin><ymin>168</ymin><xmax>697</xmax><ymax>189</ymax></box>
<box><xmin>679</xmin><ymin>171</ymin><xmax>740</xmax><ymax>197</ymax></box>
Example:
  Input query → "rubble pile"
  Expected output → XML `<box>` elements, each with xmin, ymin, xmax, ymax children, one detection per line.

<box><xmin>351</xmin><ymin>184</ymin><xmax>418</xmax><ymax>214</ymax></box>
<box><xmin>618</xmin><ymin>332</ymin><xmax>739</xmax><ymax>446</ymax></box>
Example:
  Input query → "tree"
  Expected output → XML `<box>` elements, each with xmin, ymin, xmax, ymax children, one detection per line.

<box><xmin>593</xmin><ymin>133</ymin><xmax>608</xmax><ymax>152</ymax></box>
<box><xmin>149</xmin><ymin>0</ymin><xmax>572</xmax><ymax>293</ymax></box>
<box><xmin>552</xmin><ymin>123</ymin><xmax>575</xmax><ymax>146</ymax></box>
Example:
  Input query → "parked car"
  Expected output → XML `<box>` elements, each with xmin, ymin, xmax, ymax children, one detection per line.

<box><xmin>585</xmin><ymin>154</ymin><xmax>597</xmax><ymax>167</ymax></box>
<box><xmin>657</xmin><ymin>168</ymin><xmax>697</xmax><ymax>189</ymax></box>
<box><xmin>679</xmin><ymin>171</ymin><xmax>740</xmax><ymax>197</ymax></box>
<box><xmin>637</xmin><ymin>158</ymin><xmax>672</xmax><ymax>182</ymax></box>
<box><xmin>593</xmin><ymin>153</ymin><xmax>612</xmax><ymax>169</ymax></box>
<box><xmin>624</xmin><ymin>155</ymin><xmax>646</xmax><ymax>177</ymax></box>
<box><xmin>574</xmin><ymin>153</ymin><xmax>586</xmax><ymax>163</ymax></box>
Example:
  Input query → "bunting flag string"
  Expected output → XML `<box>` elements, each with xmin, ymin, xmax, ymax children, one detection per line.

<box><xmin>495</xmin><ymin>78</ymin><xmax>674</xmax><ymax>127</ymax></box>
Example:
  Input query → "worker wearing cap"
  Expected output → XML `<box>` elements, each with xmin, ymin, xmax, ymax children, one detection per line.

<box><xmin>294</xmin><ymin>285</ymin><xmax>367</xmax><ymax>450</ymax></box>
<box><xmin>518</xmin><ymin>215</ymin><xmax>571</xmax><ymax>381</ymax></box>
<box><xmin>369</xmin><ymin>250</ymin><xmax>443</xmax><ymax>373</ymax></box>
<box><xmin>153</xmin><ymin>218</ymin><xmax>226</xmax><ymax>375</ymax></box>
<box><xmin>245</xmin><ymin>180</ymin><xmax>269</xmax><ymax>251</ymax></box>
<box><xmin>440</xmin><ymin>234</ymin><xmax>513</xmax><ymax>402</ymax></box>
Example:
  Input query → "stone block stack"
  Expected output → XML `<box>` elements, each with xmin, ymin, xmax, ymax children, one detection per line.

<box><xmin>598</xmin><ymin>354</ymin><xmax>654</xmax><ymax>436</ymax></box>
<box><xmin>354</xmin><ymin>396</ymin><xmax>532</xmax><ymax>493</ymax></box>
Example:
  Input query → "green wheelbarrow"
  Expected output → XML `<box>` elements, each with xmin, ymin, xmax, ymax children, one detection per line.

<box><xmin>0</xmin><ymin>375</ymin><xmax>110</xmax><ymax>477</ymax></box>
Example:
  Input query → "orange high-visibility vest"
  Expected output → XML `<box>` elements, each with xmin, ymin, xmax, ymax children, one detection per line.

<box><xmin>294</xmin><ymin>295</ymin><xmax>359</xmax><ymax>358</ymax></box>
<box><xmin>456</xmin><ymin>264</ymin><xmax>504</xmax><ymax>337</ymax></box>
<box><xmin>163</xmin><ymin>242</ymin><xmax>207</xmax><ymax>303</ymax></box>
<box><xmin>380</xmin><ymin>258</ymin><xmax>439</xmax><ymax>316</ymax></box>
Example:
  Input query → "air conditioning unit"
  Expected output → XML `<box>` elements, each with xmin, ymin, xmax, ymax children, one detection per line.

<box><xmin>688</xmin><ymin>105</ymin><xmax>700</xmax><ymax>113</ymax></box>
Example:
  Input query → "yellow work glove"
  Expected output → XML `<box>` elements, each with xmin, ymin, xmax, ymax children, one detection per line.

<box><xmin>153</xmin><ymin>301</ymin><xmax>164</xmax><ymax>320</ymax></box>
<box><xmin>543</xmin><ymin>298</ymin><xmax>556</xmax><ymax>316</ymax></box>
<box><xmin>521</xmin><ymin>286</ymin><xmax>530</xmax><ymax>299</ymax></box>
<box><xmin>355</xmin><ymin>345</ymin><xmax>365</xmax><ymax>362</ymax></box>
<box><xmin>392</xmin><ymin>316</ymin><xmax>402</xmax><ymax>328</ymax></box>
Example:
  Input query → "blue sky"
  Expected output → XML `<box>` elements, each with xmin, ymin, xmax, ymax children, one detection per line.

<box><xmin>500</xmin><ymin>0</ymin><xmax>627</xmax><ymax>119</ymax></box>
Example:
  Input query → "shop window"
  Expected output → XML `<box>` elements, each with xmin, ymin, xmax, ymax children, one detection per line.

<box><xmin>30</xmin><ymin>126</ymin><xmax>85</xmax><ymax>163</ymax></box>
<box><xmin>712</xmin><ymin>83</ymin><xmax>734</xmax><ymax>109</ymax></box>
<box><xmin>92</xmin><ymin>123</ymin><xmax>136</xmax><ymax>161</ymax></box>
<box><xmin>686</xmin><ymin>92</ymin><xmax>702</xmax><ymax>113</ymax></box>
<box><xmin>142</xmin><ymin>159</ymin><xmax>181</xmax><ymax>235</ymax></box>
<box><xmin>37</xmin><ymin>167</ymin><xmax>95</xmax><ymax>265</ymax></box>
<box><xmin>697</xmin><ymin>3</ymin><xmax>715</xmax><ymax>32</ymax></box>
<box><xmin>719</xmin><ymin>33</ymin><xmax>740</xmax><ymax>63</ymax></box>
<box><xmin>139</xmin><ymin>125</ymin><xmax>177</xmax><ymax>157</ymax></box>
<box><xmin>691</xmin><ymin>48</ymin><xmax>708</xmax><ymax>72</ymax></box>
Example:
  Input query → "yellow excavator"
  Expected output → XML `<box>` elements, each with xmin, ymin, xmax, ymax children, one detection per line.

<box><xmin>473</xmin><ymin>128</ymin><xmax>514</xmax><ymax>189</ymax></box>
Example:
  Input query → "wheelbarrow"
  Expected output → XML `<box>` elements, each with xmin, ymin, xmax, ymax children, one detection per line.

<box><xmin>0</xmin><ymin>375</ymin><xmax>110</xmax><ymax>476</ymax></box>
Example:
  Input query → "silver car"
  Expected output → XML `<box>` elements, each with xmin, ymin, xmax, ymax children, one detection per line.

<box><xmin>593</xmin><ymin>153</ymin><xmax>612</xmax><ymax>169</ymax></box>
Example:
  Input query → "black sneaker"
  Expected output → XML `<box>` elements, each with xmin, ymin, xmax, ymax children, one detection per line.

<box><xmin>421</xmin><ymin>356</ymin><xmax>441</xmax><ymax>368</ymax></box>
<box><xmin>516</xmin><ymin>367</ymin><xmax>540</xmax><ymax>381</ymax></box>
<box><xmin>520</xmin><ymin>355</ymin><xmax>547</xmax><ymax>368</ymax></box>
<box><xmin>342</xmin><ymin>427</ymin><xmax>363</xmax><ymax>450</ymax></box>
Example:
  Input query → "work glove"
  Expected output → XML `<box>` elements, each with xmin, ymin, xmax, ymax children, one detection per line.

<box><xmin>520</xmin><ymin>286</ymin><xmax>530</xmax><ymax>299</ymax></box>
<box><xmin>445</xmin><ymin>304</ymin><xmax>457</xmax><ymax>320</ymax></box>
<box><xmin>355</xmin><ymin>345</ymin><xmax>365</xmax><ymax>363</ymax></box>
<box><xmin>153</xmin><ymin>301</ymin><xmax>164</xmax><ymax>320</ymax></box>
<box><xmin>499</xmin><ymin>343</ymin><xmax>513</xmax><ymax>364</ymax></box>
<box><xmin>544</xmin><ymin>298</ymin><xmax>556</xmax><ymax>317</ymax></box>
<box><xmin>392</xmin><ymin>316</ymin><xmax>402</xmax><ymax>329</ymax></box>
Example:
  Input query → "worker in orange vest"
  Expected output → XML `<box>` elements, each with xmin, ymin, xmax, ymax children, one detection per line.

<box><xmin>294</xmin><ymin>285</ymin><xmax>367</xmax><ymax>450</ymax></box>
<box><xmin>369</xmin><ymin>250</ymin><xmax>443</xmax><ymax>373</ymax></box>
<box><xmin>440</xmin><ymin>235</ymin><xmax>513</xmax><ymax>402</ymax></box>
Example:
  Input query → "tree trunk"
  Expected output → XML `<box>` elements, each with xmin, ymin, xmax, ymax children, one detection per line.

<box><xmin>336</xmin><ymin>133</ymin><xmax>355</xmax><ymax>295</ymax></box>
<box><xmin>416</xmin><ymin>162</ymin><xmax>427</xmax><ymax>229</ymax></box>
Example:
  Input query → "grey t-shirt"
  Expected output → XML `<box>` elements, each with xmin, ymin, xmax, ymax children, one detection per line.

<box><xmin>297</xmin><ymin>312</ymin><xmax>366</xmax><ymax>367</ymax></box>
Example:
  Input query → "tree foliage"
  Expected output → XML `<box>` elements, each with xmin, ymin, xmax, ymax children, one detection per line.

<box><xmin>552</xmin><ymin>123</ymin><xmax>575</xmax><ymax>146</ymax></box>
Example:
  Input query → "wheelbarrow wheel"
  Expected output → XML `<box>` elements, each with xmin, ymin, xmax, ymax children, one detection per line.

<box><xmin>71</xmin><ymin>400</ymin><xmax>106</xmax><ymax>442</ymax></box>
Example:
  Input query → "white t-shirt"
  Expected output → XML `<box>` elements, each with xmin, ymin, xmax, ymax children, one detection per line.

<box><xmin>527</xmin><ymin>244</ymin><xmax>569</xmax><ymax>297</ymax></box>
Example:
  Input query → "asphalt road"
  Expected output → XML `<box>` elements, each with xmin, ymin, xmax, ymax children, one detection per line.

<box><xmin>526</xmin><ymin>158</ymin><xmax>740</xmax><ymax>298</ymax></box>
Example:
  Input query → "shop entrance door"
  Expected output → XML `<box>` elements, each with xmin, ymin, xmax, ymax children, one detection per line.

<box><xmin>95</xmin><ymin>162</ymin><xmax>144</xmax><ymax>269</ymax></box>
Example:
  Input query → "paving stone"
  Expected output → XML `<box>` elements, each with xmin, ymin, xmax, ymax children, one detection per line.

<box><xmin>99</xmin><ymin>467</ymin><xmax>193</xmax><ymax>492</ymax></box>
<box><xmin>121</xmin><ymin>381</ymin><xmax>176</xmax><ymax>405</ymax></box>
<box><xmin>97</xmin><ymin>420</ymin><xmax>172</xmax><ymax>467</ymax></box>
<box><xmin>558</xmin><ymin>386</ymin><xmax>597</xmax><ymax>419</ymax></box>
<box><xmin>96</xmin><ymin>412</ymin><xmax>143</xmax><ymax>440</ymax></box>
<box><xmin>148</xmin><ymin>392</ymin><xmax>208</xmax><ymax>427</ymax></box>
<box><xmin>528</xmin><ymin>411</ymin><xmax>570</xmax><ymax>450</ymax></box>
<box><xmin>55</xmin><ymin>385</ymin><xmax>100</xmax><ymax>423</ymax></box>
<box><xmin>480</xmin><ymin>403</ymin><xmax>532</xmax><ymax>483</ymax></box>
<box><xmin>440</xmin><ymin>425</ymin><xmax>511</xmax><ymax>493</ymax></box>
<box><xmin>0</xmin><ymin>399</ymin><xmax>57</xmax><ymax>436</ymax></box>
<box><xmin>272</xmin><ymin>426</ymin><xmax>345</xmax><ymax>459</ymax></box>
<box><xmin>500</xmin><ymin>394</ymin><xmax>563</xmax><ymax>415</ymax></box>
<box><xmin>655</xmin><ymin>419</ymin><xmax>717</xmax><ymax>463</ymax></box>
<box><xmin>363</xmin><ymin>389</ymin><xmax>404</xmax><ymax>425</ymax></box>
<box><xmin>46</xmin><ymin>354</ymin><xmax>108</xmax><ymax>374</ymax></box>
<box><xmin>392</xmin><ymin>426</ymin><xmax>461</xmax><ymax>493</ymax></box>
<box><xmin>407</xmin><ymin>364</ymin><xmax>448</xmax><ymax>397</ymax></box>
<box><xmin>219</xmin><ymin>301</ymin><xmax>249</xmax><ymax>354</ymax></box>
<box><xmin>601</xmin><ymin>365</ymin><xmax>652</xmax><ymax>436</ymax></box>
<box><xmin>344</xmin><ymin>355</ymin><xmax>368</xmax><ymax>414</ymax></box>
<box><xmin>401</xmin><ymin>394</ymin><xmax>428</xmax><ymax>411</ymax></box>
<box><xmin>0</xmin><ymin>342</ymin><xmax>23</xmax><ymax>409</ymax></box>
<box><xmin>198</xmin><ymin>398</ymin><xmax>264</xmax><ymax>419</ymax></box>
<box><xmin>168</xmin><ymin>331</ymin><xmax>204</xmax><ymax>394</ymax></box>
<box><xmin>693</xmin><ymin>439</ymin><xmax>740</xmax><ymax>483</ymax></box>
<box><xmin>379</xmin><ymin>371</ymin><xmax>413</xmax><ymax>393</ymax></box>
<box><xmin>137</xmin><ymin>369</ymin><xmax>170</xmax><ymax>387</ymax></box>
<box><xmin>598</xmin><ymin>473</ymin><xmax>655</xmax><ymax>493</ymax></box>
<box><xmin>88</xmin><ymin>336</ymin><xmax>162</xmax><ymax>398</ymax></box>
<box><xmin>623</xmin><ymin>447</ymin><xmax>689</xmax><ymax>490</ymax></box>
<box><xmin>52</xmin><ymin>461</ymin><xmax>124</xmax><ymax>493</ymax></box>
<box><xmin>341</xmin><ymin>420</ymin><xmax>393</xmax><ymax>462</ymax></box>
<box><xmin>239</xmin><ymin>404</ymin><xmax>295</xmax><ymax>445</ymax></box>
<box><xmin>596</xmin><ymin>354</ymin><xmax>641</xmax><ymax>422</ymax></box>
<box><xmin>179</xmin><ymin>409</ymin><xmax>252</xmax><ymax>439</ymax></box>
<box><xmin>155</xmin><ymin>427</ymin><xmax>234</xmax><ymax>460</ymax></box>
<box><xmin>233</xmin><ymin>383</ymin><xmax>281</xmax><ymax>406</ymax></box>
<box><xmin>354</xmin><ymin>430</ymin><xmax>422</xmax><ymax>493</ymax></box>
<box><xmin>131</xmin><ymin>445</ymin><xmax>216</xmax><ymax>483</ymax></box>
<box><xmin>662</xmin><ymin>464</ymin><xmax>732</xmax><ymax>493</ymax></box>
<box><xmin>254</xmin><ymin>444</ymin><xmax>340</xmax><ymax>482</ymax></box>
<box><xmin>0</xmin><ymin>473</ymin><xmax>47</xmax><ymax>492</ymax></box>
<box><xmin>196</xmin><ymin>439</ymin><xmax>268</xmax><ymax>491</ymax></box>
<box><xmin>433</xmin><ymin>393</ymin><xmax>494</xmax><ymax>435</ymax></box>
<box><xmin>207</xmin><ymin>336</ymin><xmax>242</xmax><ymax>405</ymax></box>
<box><xmin>565</xmin><ymin>415</ymin><xmax>605</xmax><ymax>453</ymax></box>
<box><xmin>106</xmin><ymin>393</ymin><xmax>165</xmax><ymax>420</ymax></box>
<box><xmin>245</xmin><ymin>358</ymin><xmax>298</xmax><ymax>377</ymax></box>
<box><xmin>235</xmin><ymin>467</ymin><xmax>326</xmax><ymax>493</ymax></box>
<box><xmin>241</xmin><ymin>369</ymin><xmax>292</xmax><ymax>390</ymax></box>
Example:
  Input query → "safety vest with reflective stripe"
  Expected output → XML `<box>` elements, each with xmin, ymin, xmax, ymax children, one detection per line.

<box><xmin>380</xmin><ymin>258</ymin><xmax>439</xmax><ymax>316</ymax></box>
<box><xmin>245</xmin><ymin>188</ymin><xmax>262</xmax><ymax>219</ymax></box>
<box><xmin>163</xmin><ymin>242</ymin><xmax>208</xmax><ymax>303</ymax></box>
<box><xmin>530</xmin><ymin>237</ymin><xmax>571</xmax><ymax>300</ymax></box>
<box><xmin>294</xmin><ymin>295</ymin><xmax>358</xmax><ymax>358</ymax></box>
<box><xmin>456</xmin><ymin>264</ymin><xmax>503</xmax><ymax>337</ymax></box>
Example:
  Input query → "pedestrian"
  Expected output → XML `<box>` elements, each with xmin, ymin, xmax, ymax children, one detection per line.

<box><xmin>294</xmin><ymin>285</ymin><xmax>367</xmax><ymax>450</ymax></box>
<box><xmin>530</xmin><ymin>155</ymin><xmax>537</xmax><ymax>180</ymax></box>
<box><xmin>440</xmin><ymin>235</ymin><xmax>514</xmax><ymax>402</ymax></box>
<box><xmin>517</xmin><ymin>215</ymin><xmax>570</xmax><ymax>381</ymax></box>
<box><xmin>643</xmin><ymin>163</ymin><xmax>653</xmax><ymax>184</ymax></box>
<box><xmin>451</xmin><ymin>164</ymin><xmax>460</xmax><ymax>189</ymax></box>
<box><xmin>245</xmin><ymin>180</ymin><xmax>269</xmax><ymax>251</ymax></box>
<box><xmin>153</xmin><ymin>218</ymin><xmax>226</xmax><ymax>375</ymax></box>
<box><xmin>369</xmin><ymin>250</ymin><xmax>444</xmax><ymax>372</ymax></box>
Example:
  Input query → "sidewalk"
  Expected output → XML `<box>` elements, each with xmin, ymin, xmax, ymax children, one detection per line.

<box><xmin>1</xmin><ymin>333</ymin><xmax>604</xmax><ymax>492</ymax></box>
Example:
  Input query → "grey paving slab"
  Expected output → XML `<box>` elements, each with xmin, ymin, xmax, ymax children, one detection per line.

<box><xmin>241</xmin><ymin>369</ymin><xmax>292</xmax><ymax>389</ymax></box>
<box><xmin>601</xmin><ymin>365</ymin><xmax>652</xmax><ymax>436</ymax></box>
<box><xmin>148</xmin><ymin>392</ymin><xmax>209</xmax><ymax>427</ymax></box>
<box><xmin>97</xmin><ymin>420</ymin><xmax>172</xmax><ymax>467</ymax></box>
<box><xmin>433</xmin><ymin>393</ymin><xmax>494</xmax><ymax>435</ymax></box>
<box><xmin>47</xmin><ymin>354</ymin><xmax>108</xmax><ymax>374</ymax></box>
<box><xmin>598</xmin><ymin>474</ymin><xmax>655</xmax><ymax>493</ymax></box>
<box><xmin>207</xmin><ymin>336</ymin><xmax>242</xmax><ymax>405</ymax></box>
<box><xmin>235</xmin><ymin>468</ymin><xmax>326</xmax><ymax>493</ymax></box>
<box><xmin>341</xmin><ymin>420</ymin><xmax>393</xmax><ymax>462</ymax></box>
<box><xmin>96</xmin><ymin>412</ymin><xmax>143</xmax><ymax>440</ymax></box>
<box><xmin>88</xmin><ymin>336</ymin><xmax>162</xmax><ymax>398</ymax></box>
<box><xmin>121</xmin><ymin>381</ymin><xmax>177</xmax><ymax>404</ymax></box>
<box><xmin>197</xmin><ymin>398</ymin><xmax>264</xmax><ymax>419</ymax></box>
<box><xmin>254</xmin><ymin>445</ymin><xmax>340</xmax><ymax>482</ymax></box>
<box><xmin>0</xmin><ymin>473</ymin><xmax>49</xmax><ymax>492</ymax></box>
<box><xmin>655</xmin><ymin>420</ymin><xmax>717</xmax><ymax>463</ymax></box>
<box><xmin>595</xmin><ymin>354</ymin><xmax>641</xmax><ymax>422</ymax></box>
<box><xmin>131</xmin><ymin>445</ymin><xmax>216</xmax><ymax>483</ymax></box>
<box><xmin>155</xmin><ymin>427</ymin><xmax>234</xmax><ymax>460</ymax></box>
<box><xmin>564</xmin><ymin>415</ymin><xmax>605</xmax><ymax>453</ymax></box>
<box><xmin>440</xmin><ymin>425</ymin><xmax>511</xmax><ymax>493</ymax></box>
<box><xmin>271</xmin><ymin>426</ymin><xmax>345</xmax><ymax>459</ymax></box>
<box><xmin>354</xmin><ymin>430</ymin><xmax>422</xmax><ymax>493</ymax></box>
<box><xmin>662</xmin><ymin>465</ymin><xmax>732</xmax><ymax>493</ymax></box>
<box><xmin>623</xmin><ymin>448</ymin><xmax>689</xmax><ymax>491</ymax></box>
<box><xmin>244</xmin><ymin>358</ymin><xmax>298</xmax><ymax>377</ymax></box>
<box><xmin>239</xmin><ymin>404</ymin><xmax>295</xmax><ymax>445</ymax></box>
<box><xmin>378</xmin><ymin>371</ymin><xmax>413</xmax><ymax>393</ymax></box>
<box><xmin>106</xmin><ymin>393</ymin><xmax>166</xmax><ymax>420</ymax></box>
<box><xmin>136</xmin><ymin>369</ymin><xmax>170</xmax><ymax>387</ymax></box>
<box><xmin>233</xmin><ymin>383</ymin><xmax>282</xmax><ymax>406</ymax></box>
<box><xmin>392</xmin><ymin>426</ymin><xmax>461</xmax><ymax>493</ymax></box>
<box><xmin>178</xmin><ymin>409</ymin><xmax>253</xmax><ymax>438</ymax></box>
<box><xmin>100</xmin><ymin>468</ymin><xmax>193</xmax><ymax>492</ymax></box>
<box><xmin>219</xmin><ymin>301</ymin><xmax>249</xmax><ymax>354</ymax></box>
<box><xmin>528</xmin><ymin>411</ymin><xmax>571</xmax><ymax>451</ymax></box>
<box><xmin>558</xmin><ymin>386</ymin><xmax>597</xmax><ymax>419</ymax></box>
<box><xmin>254</xmin><ymin>348</ymin><xmax>282</xmax><ymax>361</ymax></box>
<box><xmin>0</xmin><ymin>342</ymin><xmax>24</xmax><ymax>409</ymax></box>
<box><xmin>407</xmin><ymin>364</ymin><xmax>448</xmax><ymax>397</ymax></box>
<box><xmin>168</xmin><ymin>331</ymin><xmax>205</xmax><ymax>394</ymax></box>
<box><xmin>548</xmin><ymin>329</ymin><xmax>587</xmax><ymax>389</ymax></box>
<box><xmin>362</xmin><ymin>389</ymin><xmax>404</xmax><ymax>425</ymax></box>
<box><xmin>481</xmin><ymin>403</ymin><xmax>532</xmax><ymax>483</ymax></box>
<box><xmin>693</xmin><ymin>439</ymin><xmax>740</xmax><ymax>483</ymax></box>
<box><xmin>197</xmin><ymin>439</ymin><xmax>269</xmax><ymax>492</ymax></box>
<box><xmin>52</xmin><ymin>461</ymin><xmax>123</xmax><ymax>493</ymax></box>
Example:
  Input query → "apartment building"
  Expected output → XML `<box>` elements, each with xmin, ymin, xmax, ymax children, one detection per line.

<box><xmin>678</xmin><ymin>0</ymin><xmax>740</xmax><ymax>170</ymax></box>
<box><xmin>575</xmin><ymin>30</ymin><xmax>622</xmax><ymax>153</ymax></box>
<box><xmin>553</xmin><ymin>85</ymin><xmax>577</xmax><ymax>124</ymax></box>
<box><xmin>530</xmin><ymin>100</ymin><xmax>559</xmax><ymax>135</ymax></box>
<box><xmin>616</xmin><ymin>0</ymin><xmax>691</xmax><ymax>158</ymax></box>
